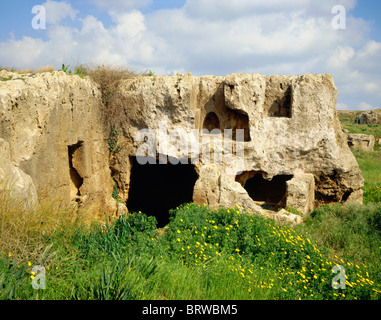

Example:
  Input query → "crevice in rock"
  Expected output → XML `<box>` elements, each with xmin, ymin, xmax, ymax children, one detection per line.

<box><xmin>202</xmin><ymin>82</ymin><xmax>251</xmax><ymax>141</ymax></box>
<box><xmin>314</xmin><ymin>171</ymin><xmax>346</xmax><ymax>205</ymax></box>
<box><xmin>68</xmin><ymin>141</ymin><xmax>84</xmax><ymax>204</ymax></box>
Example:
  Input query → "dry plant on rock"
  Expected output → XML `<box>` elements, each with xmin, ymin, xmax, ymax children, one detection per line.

<box><xmin>80</xmin><ymin>64</ymin><xmax>139</xmax><ymax>126</ymax></box>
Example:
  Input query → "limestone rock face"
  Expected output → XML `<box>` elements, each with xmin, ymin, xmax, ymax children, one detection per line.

<box><xmin>0</xmin><ymin>138</ymin><xmax>37</xmax><ymax>208</ymax></box>
<box><xmin>0</xmin><ymin>71</ymin><xmax>116</xmax><ymax>219</ymax></box>
<box><xmin>347</xmin><ymin>133</ymin><xmax>375</xmax><ymax>152</ymax></box>
<box><xmin>286</xmin><ymin>173</ymin><xmax>315</xmax><ymax>218</ymax></box>
<box><xmin>355</xmin><ymin>109</ymin><xmax>381</xmax><ymax>125</ymax></box>
<box><xmin>112</xmin><ymin>73</ymin><xmax>364</xmax><ymax>223</ymax></box>
<box><xmin>1</xmin><ymin>71</ymin><xmax>364</xmax><ymax>224</ymax></box>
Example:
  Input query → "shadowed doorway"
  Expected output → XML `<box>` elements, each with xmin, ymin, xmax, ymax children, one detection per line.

<box><xmin>127</xmin><ymin>156</ymin><xmax>198</xmax><ymax>228</ymax></box>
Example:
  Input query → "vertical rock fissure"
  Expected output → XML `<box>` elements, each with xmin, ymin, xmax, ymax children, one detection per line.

<box><xmin>68</xmin><ymin>142</ymin><xmax>84</xmax><ymax>201</ymax></box>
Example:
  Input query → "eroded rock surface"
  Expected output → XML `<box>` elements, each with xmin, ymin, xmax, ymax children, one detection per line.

<box><xmin>0</xmin><ymin>71</ymin><xmax>116</xmax><ymax>219</ymax></box>
<box><xmin>112</xmin><ymin>73</ymin><xmax>364</xmax><ymax>223</ymax></box>
<box><xmin>347</xmin><ymin>133</ymin><xmax>375</xmax><ymax>152</ymax></box>
<box><xmin>1</xmin><ymin>71</ymin><xmax>364</xmax><ymax>223</ymax></box>
<box><xmin>355</xmin><ymin>109</ymin><xmax>381</xmax><ymax>125</ymax></box>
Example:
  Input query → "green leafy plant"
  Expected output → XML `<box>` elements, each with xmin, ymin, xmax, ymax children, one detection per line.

<box><xmin>72</xmin><ymin>262</ymin><xmax>136</xmax><ymax>300</ymax></box>
<box><xmin>73</xmin><ymin>65</ymin><xmax>87</xmax><ymax>78</ymax></box>
<box><xmin>112</xmin><ymin>178</ymin><xmax>119</xmax><ymax>201</ymax></box>
<box><xmin>59</xmin><ymin>64</ymin><xmax>70</xmax><ymax>73</ymax></box>
<box><xmin>363</xmin><ymin>183</ymin><xmax>381</xmax><ymax>203</ymax></box>
<box><xmin>284</xmin><ymin>206</ymin><xmax>302</xmax><ymax>216</ymax></box>
<box><xmin>108</xmin><ymin>126</ymin><xmax>122</xmax><ymax>153</ymax></box>
<box><xmin>0</xmin><ymin>75</ymin><xmax>13</xmax><ymax>81</ymax></box>
<box><xmin>0</xmin><ymin>255</ymin><xmax>28</xmax><ymax>300</ymax></box>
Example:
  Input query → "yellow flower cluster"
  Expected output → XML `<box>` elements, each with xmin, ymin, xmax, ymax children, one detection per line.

<box><xmin>174</xmin><ymin>203</ymin><xmax>381</xmax><ymax>300</ymax></box>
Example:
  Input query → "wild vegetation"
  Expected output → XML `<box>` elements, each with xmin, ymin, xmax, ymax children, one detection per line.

<box><xmin>0</xmin><ymin>74</ymin><xmax>380</xmax><ymax>300</ymax></box>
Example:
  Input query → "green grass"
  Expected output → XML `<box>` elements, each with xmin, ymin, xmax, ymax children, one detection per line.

<box><xmin>352</xmin><ymin>149</ymin><xmax>381</xmax><ymax>185</ymax></box>
<box><xmin>352</xmin><ymin>148</ymin><xmax>381</xmax><ymax>204</ymax></box>
<box><xmin>338</xmin><ymin>110</ymin><xmax>381</xmax><ymax>203</ymax></box>
<box><xmin>1</xmin><ymin>202</ymin><xmax>380</xmax><ymax>300</ymax></box>
<box><xmin>0</xmin><ymin>111</ymin><xmax>380</xmax><ymax>301</ymax></box>
<box><xmin>338</xmin><ymin>110</ymin><xmax>381</xmax><ymax>152</ymax></box>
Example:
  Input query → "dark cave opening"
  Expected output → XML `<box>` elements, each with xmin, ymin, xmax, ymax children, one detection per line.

<box><xmin>127</xmin><ymin>156</ymin><xmax>198</xmax><ymax>228</ymax></box>
<box><xmin>241</xmin><ymin>173</ymin><xmax>293</xmax><ymax>209</ymax></box>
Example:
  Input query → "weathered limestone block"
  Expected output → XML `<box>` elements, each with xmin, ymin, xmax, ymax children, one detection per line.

<box><xmin>0</xmin><ymin>138</ymin><xmax>37</xmax><ymax>208</ymax></box>
<box><xmin>347</xmin><ymin>133</ymin><xmax>375</xmax><ymax>152</ymax></box>
<box><xmin>193</xmin><ymin>164</ymin><xmax>263</xmax><ymax>213</ymax></box>
<box><xmin>0</xmin><ymin>71</ymin><xmax>116</xmax><ymax>219</ymax></box>
<box><xmin>113</xmin><ymin>73</ymin><xmax>364</xmax><ymax>221</ymax></box>
<box><xmin>1</xmin><ymin>71</ymin><xmax>365</xmax><ymax>224</ymax></box>
<box><xmin>286</xmin><ymin>173</ymin><xmax>315</xmax><ymax>218</ymax></box>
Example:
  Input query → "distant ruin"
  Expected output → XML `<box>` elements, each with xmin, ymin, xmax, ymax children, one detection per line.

<box><xmin>355</xmin><ymin>109</ymin><xmax>381</xmax><ymax>125</ymax></box>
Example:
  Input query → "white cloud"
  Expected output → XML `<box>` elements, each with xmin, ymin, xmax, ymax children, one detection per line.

<box><xmin>0</xmin><ymin>37</ymin><xmax>48</xmax><ymax>67</ymax></box>
<box><xmin>183</xmin><ymin>0</ymin><xmax>309</xmax><ymax>20</ymax></box>
<box><xmin>327</xmin><ymin>46</ymin><xmax>355</xmax><ymax>68</ymax></box>
<box><xmin>89</xmin><ymin>0</ymin><xmax>152</xmax><ymax>11</ymax></box>
<box><xmin>0</xmin><ymin>0</ymin><xmax>379</xmax><ymax>111</ymax></box>
<box><xmin>358</xmin><ymin>102</ymin><xmax>377</xmax><ymax>111</ymax></box>
<box><xmin>43</xmin><ymin>0</ymin><xmax>78</xmax><ymax>25</ymax></box>
<box><xmin>109</xmin><ymin>10</ymin><xmax>146</xmax><ymax>38</ymax></box>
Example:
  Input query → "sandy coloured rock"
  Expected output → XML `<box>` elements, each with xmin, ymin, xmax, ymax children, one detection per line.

<box><xmin>1</xmin><ymin>71</ymin><xmax>364</xmax><ymax>224</ymax></box>
<box><xmin>0</xmin><ymin>71</ymin><xmax>116</xmax><ymax>219</ymax></box>
<box><xmin>347</xmin><ymin>133</ymin><xmax>375</xmax><ymax>152</ymax></box>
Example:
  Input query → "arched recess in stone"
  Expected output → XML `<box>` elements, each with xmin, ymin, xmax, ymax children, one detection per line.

<box><xmin>203</xmin><ymin>112</ymin><xmax>221</xmax><ymax>133</ymax></box>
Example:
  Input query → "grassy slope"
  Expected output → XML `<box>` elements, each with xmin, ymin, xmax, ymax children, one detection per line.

<box><xmin>338</xmin><ymin>110</ymin><xmax>381</xmax><ymax>148</ymax></box>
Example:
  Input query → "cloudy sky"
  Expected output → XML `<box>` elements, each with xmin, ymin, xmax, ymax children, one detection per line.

<box><xmin>0</xmin><ymin>0</ymin><xmax>380</xmax><ymax>110</ymax></box>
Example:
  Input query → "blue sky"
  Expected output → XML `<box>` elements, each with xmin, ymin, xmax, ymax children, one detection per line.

<box><xmin>0</xmin><ymin>0</ymin><xmax>380</xmax><ymax>110</ymax></box>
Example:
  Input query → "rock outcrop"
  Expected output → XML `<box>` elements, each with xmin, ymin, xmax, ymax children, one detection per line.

<box><xmin>1</xmin><ymin>71</ymin><xmax>364</xmax><ymax>223</ymax></box>
<box><xmin>355</xmin><ymin>109</ymin><xmax>381</xmax><ymax>125</ymax></box>
<box><xmin>0</xmin><ymin>137</ymin><xmax>37</xmax><ymax>208</ymax></box>
<box><xmin>112</xmin><ymin>73</ymin><xmax>364</xmax><ymax>222</ymax></box>
<box><xmin>347</xmin><ymin>133</ymin><xmax>375</xmax><ymax>152</ymax></box>
<box><xmin>0</xmin><ymin>71</ymin><xmax>116</xmax><ymax>219</ymax></box>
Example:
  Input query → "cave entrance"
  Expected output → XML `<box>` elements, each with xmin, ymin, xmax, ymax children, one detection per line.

<box><xmin>127</xmin><ymin>156</ymin><xmax>198</xmax><ymax>228</ymax></box>
<box><xmin>238</xmin><ymin>173</ymin><xmax>293</xmax><ymax>210</ymax></box>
